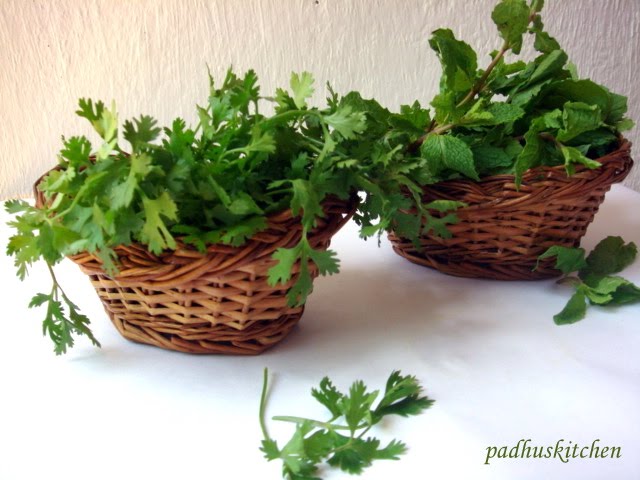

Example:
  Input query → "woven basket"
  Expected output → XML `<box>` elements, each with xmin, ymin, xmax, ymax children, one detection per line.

<box><xmin>388</xmin><ymin>139</ymin><xmax>633</xmax><ymax>280</ymax></box>
<box><xmin>35</xmin><ymin>176</ymin><xmax>356</xmax><ymax>354</ymax></box>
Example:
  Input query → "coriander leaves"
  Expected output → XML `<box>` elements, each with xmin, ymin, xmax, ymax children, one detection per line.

<box><xmin>5</xmin><ymin>69</ymin><xmax>374</xmax><ymax>352</ymax></box>
<box><xmin>539</xmin><ymin>237</ymin><xmax>640</xmax><ymax>324</ymax></box>
<box><xmin>259</xmin><ymin>369</ymin><xmax>434</xmax><ymax>479</ymax></box>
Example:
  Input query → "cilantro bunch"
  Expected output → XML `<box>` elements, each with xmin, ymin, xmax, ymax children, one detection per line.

<box><xmin>6</xmin><ymin>69</ymin><xmax>418</xmax><ymax>354</ymax></box>
<box><xmin>259</xmin><ymin>369</ymin><xmax>434</xmax><ymax>479</ymax></box>
<box><xmin>376</xmin><ymin>0</ymin><xmax>634</xmax><ymax>188</ymax></box>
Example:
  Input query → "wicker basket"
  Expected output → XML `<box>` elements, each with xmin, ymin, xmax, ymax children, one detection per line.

<box><xmin>35</xmin><ymin>177</ymin><xmax>356</xmax><ymax>354</ymax></box>
<box><xmin>388</xmin><ymin>139</ymin><xmax>634</xmax><ymax>280</ymax></box>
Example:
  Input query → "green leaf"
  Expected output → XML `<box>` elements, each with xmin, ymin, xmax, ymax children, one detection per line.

<box><xmin>340</xmin><ymin>380</ymin><xmax>379</xmax><ymax>434</ymax></box>
<box><xmin>323</xmin><ymin>105</ymin><xmax>367</xmax><ymax>139</ymax></box>
<box><xmin>311</xmin><ymin>377</ymin><xmax>345</xmax><ymax>418</ymax></box>
<box><xmin>557</xmin><ymin>102</ymin><xmax>603</xmax><ymax>143</ymax></box>
<box><xmin>583</xmin><ymin>236</ymin><xmax>637</xmax><ymax>277</ymax></box>
<box><xmin>491</xmin><ymin>0</ymin><xmax>531</xmax><ymax>54</ymax></box>
<box><xmin>429</xmin><ymin>28</ymin><xmax>478</xmax><ymax>93</ymax></box>
<box><xmin>514</xmin><ymin>118</ymin><xmax>546</xmax><ymax>186</ymax></box>
<box><xmin>486</xmin><ymin>102</ymin><xmax>525</xmax><ymax>125</ymax></box>
<box><xmin>609</xmin><ymin>283</ymin><xmax>640</xmax><ymax>305</ymax></box>
<box><xmin>472</xmin><ymin>145</ymin><xmax>517</xmax><ymax>175</ymax></box>
<box><xmin>373</xmin><ymin>371</ymin><xmax>435</xmax><ymax>422</ymax></box>
<box><xmin>554</xmin><ymin>289</ymin><xmax>587</xmax><ymax>325</ymax></box>
<box><xmin>110</xmin><ymin>153</ymin><xmax>152</xmax><ymax>209</ymax></box>
<box><xmin>421</xmin><ymin>134</ymin><xmax>479</xmax><ymax>180</ymax></box>
<box><xmin>123</xmin><ymin>115</ymin><xmax>162</xmax><ymax>151</ymax></box>
<box><xmin>537</xmin><ymin>245</ymin><xmax>587</xmax><ymax>274</ymax></box>
<box><xmin>307</xmin><ymin>248</ymin><xmax>340</xmax><ymax>276</ymax></box>
<box><xmin>290</xmin><ymin>72</ymin><xmax>315</xmax><ymax>109</ymax></box>
<box><xmin>268</xmin><ymin>245</ymin><xmax>301</xmax><ymax>287</ymax></box>
<box><xmin>523</xmin><ymin>49</ymin><xmax>569</xmax><ymax>88</ymax></box>
<box><xmin>560</xmin><ymin>145</ymin><xmax>601</xmax><ymax>176</ymax></box>
<box><xmin>216</xmin><ymin>217</ymin><xmax>267</xmax><ymax>247</ymax></box>
<box><xmin>139</xmin><ymin>192</ymin><xmax>178</xmax><ymax>254</ymax></box>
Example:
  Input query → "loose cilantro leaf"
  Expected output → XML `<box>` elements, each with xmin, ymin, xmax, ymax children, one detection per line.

<box><xmin>290</xmin><ymin>72</ymin><xmax>315</xmax><ymax>109</ymax></box>
<box><xmin>539</xmin><ymin>236</ymin><xmax>640</xmax><ymax>325</ymax></box>
<box><xmin>260</xmin><ymin>369</ymin><xmax>433</xmax><ymax>479</ymax></box>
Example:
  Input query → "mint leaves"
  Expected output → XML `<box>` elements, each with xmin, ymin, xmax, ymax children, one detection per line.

<box><xmin>259</xmin><ymin>369</ymin><xmax>434</xmax><ymax>479</ymax></box>
<box><xmin>404</xmin><ymin>0</ymin><xmax>632</xmax><ymax>187</ymax></box>
<box><xmin>539</xmin><ymin>237</ymin><xmax>640</xmax><ymax>324</ymax></box>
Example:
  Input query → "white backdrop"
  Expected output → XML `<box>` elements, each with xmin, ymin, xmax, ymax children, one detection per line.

<box><xmin>1</xmin><ymin>0</ymin><xmax>638</xmax><ymax>198</ymax></box>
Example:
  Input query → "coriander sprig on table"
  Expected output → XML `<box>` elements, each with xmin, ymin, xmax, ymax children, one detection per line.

<box><xmin>259</xmin><ymin>369</ymin><xmax>434</xmax><ymax>479</ymax></box>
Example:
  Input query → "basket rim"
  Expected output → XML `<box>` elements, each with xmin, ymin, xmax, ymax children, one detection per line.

<box><xmin>435</xmin><ymin>137</ymin><xmax>632</xmax><ymax>188</ymax></box>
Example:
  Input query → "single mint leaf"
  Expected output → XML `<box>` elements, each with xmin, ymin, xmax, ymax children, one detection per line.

<box><xmin>610</xmin><ymin>283</ymin><xmax>640</xmax><ymax>305</ymax></box>
<box><xmin>429</xmin><ymin>28</ymin><xmax>478</xmax><ymax>93</ymax></box>
<box><xmin>583</xmin><ymin>236</ymin><xmax>637</xmax><ymax>277</ymax></box>
<box><xmin>421</xmin><ymin>134</ymin><xmax>479</xmax><ymax>180</ymax></box>
<box><xmin>290</xmin><ymin>72</ymin><xmax>315</xmax><ymax>109</ymax></box>
<box><xmin>561</xmin><ymin>146</ymin><xmax>601</xmax><ymax>176</ymax></box>
<box><xmin>607</xmin><ymin>91</ymin><xmax>629</xmax><ymax>124</ymax></box>
<box><xmin>491</xmin><ymin>0</ymin><xmax>530</xmax><ymax>54</ymax></box>
<box><xmin>486</xmin><ymin>102</ymin><xmax>525</xmax><ymax>125</ymax></box>
<box><xmin>557</xmin><ymin>102</ymin><xmax>603</xmax><ymax>143</ymax></box>
<box><xmin>554</xmin><ymin>289</ymin><xmax>587</xmax><ymax>325</ymax></box>
<box><xmin>537</xmin><ymin>245</ymin><xmax>587</xmax><ymax>274</ymax></box>
<box><xmin>523</xmin><ymin>49</ymin><xmax>568</xmax><ymax>88</ymax></box>
<box><xmin>514</xmin><ymin>118</ymin><xmax>546</xmax><ymax>186</ymax></box>
<box><xmin>582</xmin><ymin>276</ymin><xmax>632</xmax><ymax>305</ymax></box>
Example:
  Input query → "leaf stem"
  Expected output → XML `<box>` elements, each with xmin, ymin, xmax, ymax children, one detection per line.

<box><xmin>259</xmin><ymin>367</ymin><xmax>271</xmax><ymax>440</ymax></box>
<box><xmin>456</xmin><ymin>40</ymin><xmax>510</xmax><ymax>109</ymax></box>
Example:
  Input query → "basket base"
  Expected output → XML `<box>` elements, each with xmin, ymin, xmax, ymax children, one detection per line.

<box><xmin>389</xmin><ymin>236</ymin><xmax>562</xmax><ymax>281</ymax></box>
<box><xmin>108</xmin><ymin>310</ymin><xmax>303</xmax><ymax>355</ymax></box>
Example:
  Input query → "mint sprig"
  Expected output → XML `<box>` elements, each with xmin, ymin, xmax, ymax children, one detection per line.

<box><xmin>259</xmin><ymin>369</ymin><xmax>434</xmax><ymax>479</ymax></box>
<box><xmin>538</xmin><ymin>236</ymin><xmax>640</xmax><ymax>324</ymax></box>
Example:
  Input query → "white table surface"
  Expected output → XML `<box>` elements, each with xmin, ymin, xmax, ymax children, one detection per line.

<box><xmin>1</xmin><ymin>185</ymin><xmax>639</xmax><ymax>480</ymax></box>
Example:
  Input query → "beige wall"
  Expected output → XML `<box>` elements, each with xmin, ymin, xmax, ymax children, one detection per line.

<box><xmin>1</xmin><ymin>0</ymin><xmax>638</xmax><ymax>198</ymax></box>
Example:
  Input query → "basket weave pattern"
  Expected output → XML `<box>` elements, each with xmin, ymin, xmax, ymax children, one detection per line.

<box><xmin>36</xmin><ymin>178</ymin><xmax>355</xmax><ymax>354</ymax></box>
<box><xmin>388</xmin><ymin>140</ymin><xmax>633</xmax><ymax>280</ymax></box>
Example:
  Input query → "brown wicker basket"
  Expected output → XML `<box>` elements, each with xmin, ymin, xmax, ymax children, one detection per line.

<box><xmin>35</xmin><ymin>176</ymin><xmax>356</xmax><ymax>354</ymax></box>
<box><xmin>388</xmin><ymin>139</ymin><xmax>633</xmax><ymax>280</ymax></box>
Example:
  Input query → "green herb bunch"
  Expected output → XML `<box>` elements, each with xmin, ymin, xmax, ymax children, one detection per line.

<box><xmin>372</xmin><ymin>0</ymin><xmax>634</xmax><ymax>189</ymax></box>
<box><xmin>260</xmin><ymin>369</ymin><xmax>434</xmax><ymax>479</ymax></box>
<box><xmin>7</xmin><ymin>69</ymin><xmax>434</xmax><ymax>354</ymax></box>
